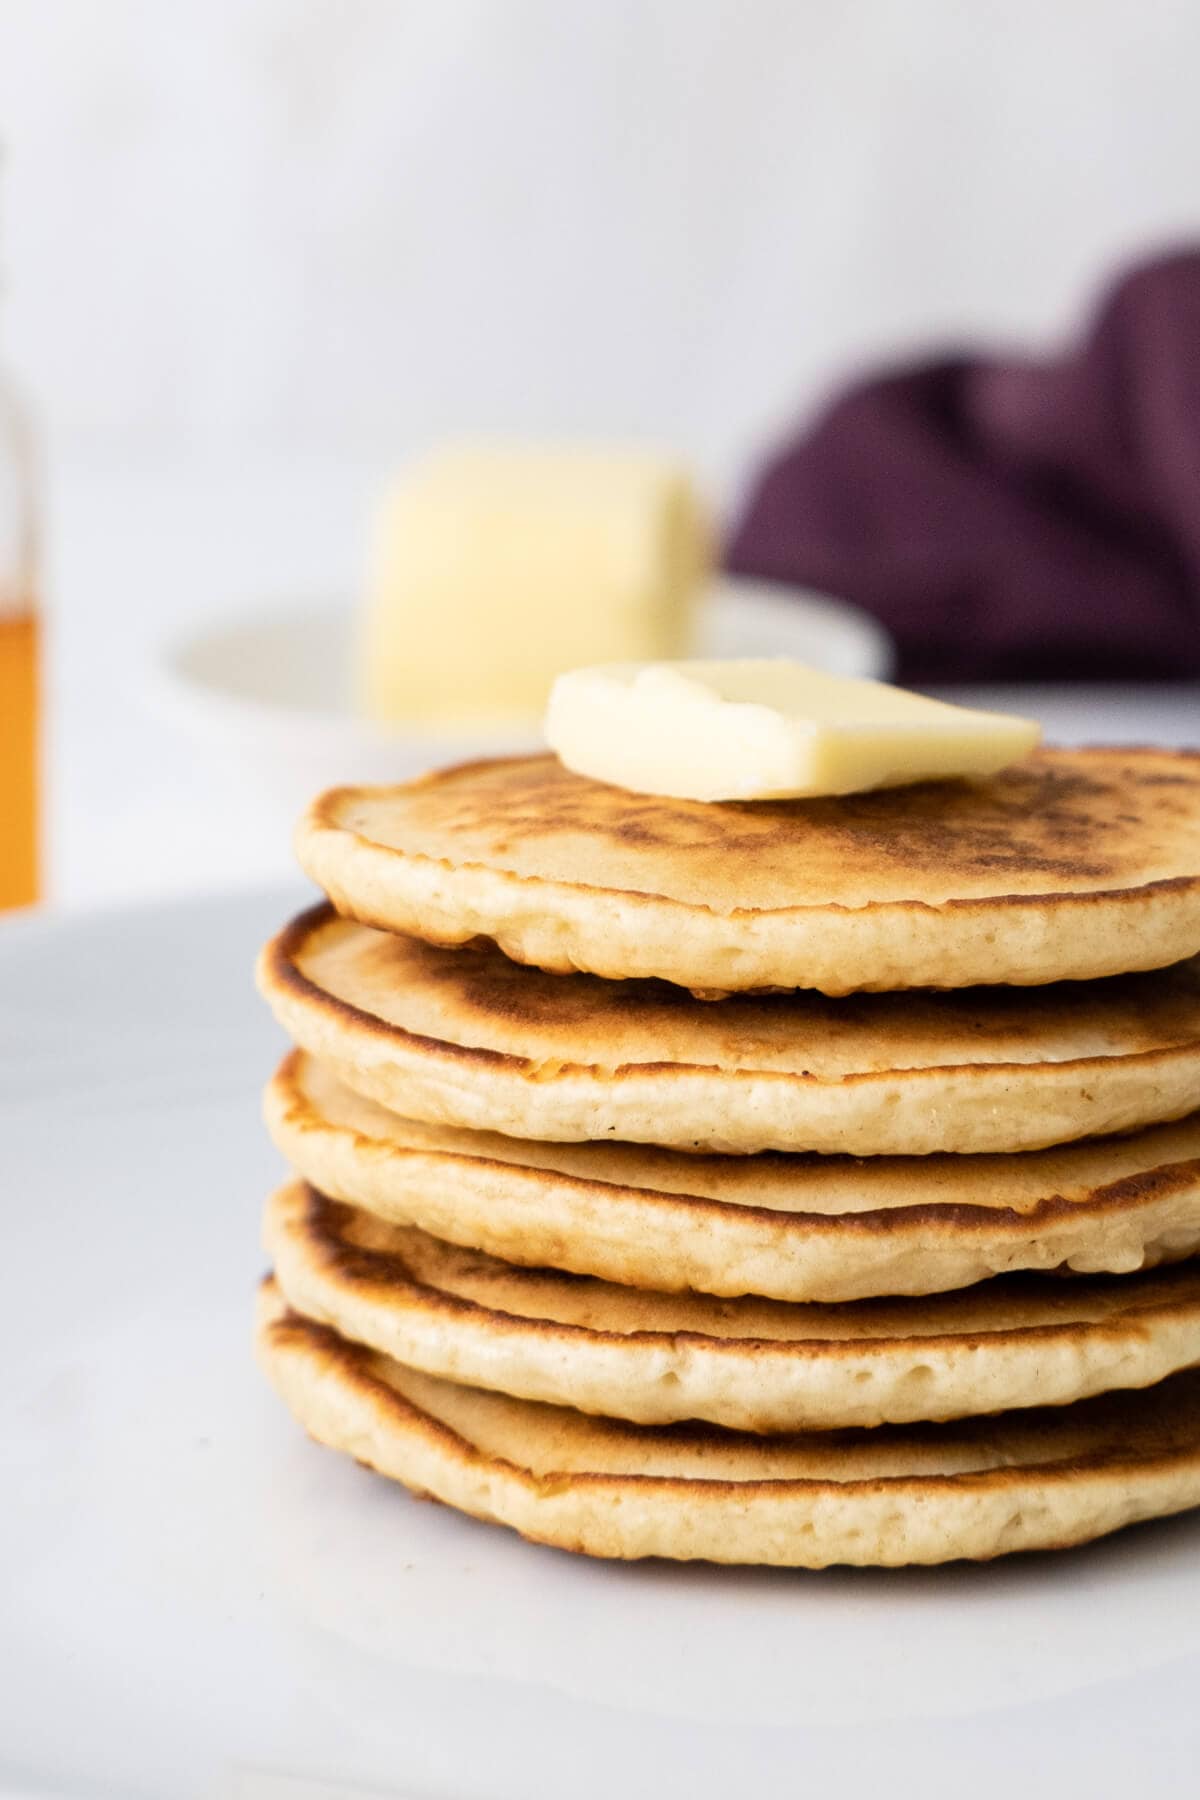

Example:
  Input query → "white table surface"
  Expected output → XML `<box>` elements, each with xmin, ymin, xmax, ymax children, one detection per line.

<box><xmin>35</xmin><ymin>461</ymin><xmax>1200</xmax><ymax>912</ymax></box>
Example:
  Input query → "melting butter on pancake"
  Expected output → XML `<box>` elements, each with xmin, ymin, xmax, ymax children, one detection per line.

<box><xmin>544</xmin><ymin>660</ymin><xmax>1039</xmax><ymax>802</ymax></box>
<box><xmin>257</xmin><ymin>1280</ymin><xmax>1200</xmax><ymax>1566</ymax></box>
<box><xmin>264</xmin><ymin>1181</ymin><xmax>1200</xmax><ymax>1431</ymax></box>
<box><xmin>294</xmin><ymin>748</ymin><xmax>1200</xmax><ymax>994</ymax></box>
<box><xmin>266</xmin><ymin>1052</ymin><xmax>1200</xmax><ymax>1302</ymax></box>
<box><xmin>257</xmin><ymin>908</ymin><xmax>1200</xmax><ymax>1155</ymax></box>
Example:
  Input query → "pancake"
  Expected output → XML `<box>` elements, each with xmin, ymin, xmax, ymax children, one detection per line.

<box><xmin>265</xmin><ymin>1052</ymin><xmax>1200</xmax><ymax>1301</ymax></box>
<box><xmin>264</xmin><ymin>1180</ymin><xmax>1200</xmax><ymax>1430</ymax></box>
<box><xmin>257</xmin><ymin>906</ymin><xmax>1200</xmax><ymax>1155</ymax></box>
<box><xmin>294</xmin><ymin>748</ymin><xmax>1200</xmax><ymax>994</ymax></box>
<box><xmin>256</xmin><ymin>1280</ymin><xmax>1200</xmax><ymax>1565</ymax></box>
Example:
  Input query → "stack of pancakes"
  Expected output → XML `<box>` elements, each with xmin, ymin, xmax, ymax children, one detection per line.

<box><xmin>255</xmin><ymin>747</ymin><xmax>1200</xmax><ymax>1566</ymax></box>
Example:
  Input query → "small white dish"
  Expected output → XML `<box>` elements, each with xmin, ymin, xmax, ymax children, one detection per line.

<box><xmin>145</xmin><ymin>578</ymin><xmax>893</xmax><ymax>821</ymax></box>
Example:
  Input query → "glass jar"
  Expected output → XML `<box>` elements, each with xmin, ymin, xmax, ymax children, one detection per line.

<box><xmin>0</xmin><ymin>347</ymin><xmax>38</xmax><ymax>910</ymax></box>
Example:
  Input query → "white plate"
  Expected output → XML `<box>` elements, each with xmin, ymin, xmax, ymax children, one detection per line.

<box><xmin>5</xmin><ymin>890</ymin><xmax>1200</xmax><ymax>1799</ymax></box>
<box><xmin>145</xmin><ymin>580</ymin><xmax>893</xmax><ymax>825</ymax></box>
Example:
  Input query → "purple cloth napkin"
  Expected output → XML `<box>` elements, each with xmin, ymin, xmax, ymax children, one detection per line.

<box><xmin>725</xmin><ymin>249</ymin><xmax>1200</xmax><ymax>682</ymax></box>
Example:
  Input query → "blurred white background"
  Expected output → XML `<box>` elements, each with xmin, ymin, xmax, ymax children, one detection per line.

<box><xmin>2</xmin><ymin>0</ymin><xmax>1199</xmax><ymax>903</ymax></box>
<box><xmin>5</xmin><ymin>0</ymin><xmax>1200</xmax><ymax>483</ymax></box>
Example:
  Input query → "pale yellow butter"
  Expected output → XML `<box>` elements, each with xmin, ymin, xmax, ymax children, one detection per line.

<box><xmin>359</xmin><ymin>446</ymin><xmax>709</xmax><ymax>726</ymax></box>
<box><xmin>544</xmin><ymin>660</ymin><xmax>1041</xmax><ymax>801</ymax></box>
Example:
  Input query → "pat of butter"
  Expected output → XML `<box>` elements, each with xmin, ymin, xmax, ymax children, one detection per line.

<box><xmin>544</xmin><ymin>660</ymin><xmax>1041</xmax><ymax>801</ymax></box>
<box><xmin>359</xmin><ymin>447</ymin><xmax>709</xmax><ymax>726</ymax></box>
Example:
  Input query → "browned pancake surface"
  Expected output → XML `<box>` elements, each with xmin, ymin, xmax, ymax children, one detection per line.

<box><xmin>269</xmin><ymin>904</ymin><xmax>1200</xmax><ymax>1077</ymax></box>
<box><xmin>318</xmin><ymin>748</ymin><xmax>1200</xmax><ymax>911</ymax></box>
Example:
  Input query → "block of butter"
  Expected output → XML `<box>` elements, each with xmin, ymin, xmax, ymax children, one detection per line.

<box><xmin>360</xmin><ymin>446</ymin><xmax>709</xmax><ymax>725</ymax></box>
<box><xmin>545</xmin><ymin>660</ymin><xmax>1041</xmax><ymax>801</ymax></box>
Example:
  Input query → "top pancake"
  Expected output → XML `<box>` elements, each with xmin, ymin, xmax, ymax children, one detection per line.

<box><xmin>295</xmin><ymin>747</ymin><xmax>1200</xmax><ymax>994</ymax></box>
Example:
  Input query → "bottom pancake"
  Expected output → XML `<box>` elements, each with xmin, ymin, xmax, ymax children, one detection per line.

<box><xmin>257</xmin><ymin>1279</ymin><xmax>1200</xmax><ymax>1567</ymax></box>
